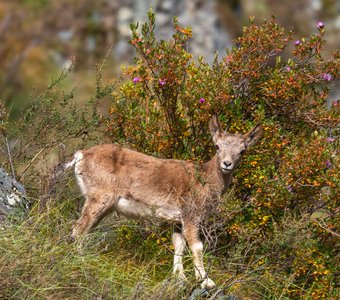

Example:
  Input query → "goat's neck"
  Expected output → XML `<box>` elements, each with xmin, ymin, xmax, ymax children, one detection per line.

<box><xmin>201</xmin><ymin>155</ymin><xmax>233</xmax><ymax>196</ymax></box>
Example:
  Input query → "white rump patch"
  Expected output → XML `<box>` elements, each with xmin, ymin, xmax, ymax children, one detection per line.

<box><xmin>74</xmin><ymin>151</ymin><xmax>84</xmax><ymax>166</ymax></box>
<box><xmin>73</xmin><ymin>151</ymin><xmax>86</xmax><ymax>195</ymax></box>
<box><xmin>64</xmin><ymin>151</ymin><xmax>83</xmax><ymax>170</ymax></box>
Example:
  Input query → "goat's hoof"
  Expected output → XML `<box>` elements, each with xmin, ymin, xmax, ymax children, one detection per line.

<box><xmin>200</xmin><ymin>277</ymin><xmax>216</xmax><ymax>290</ymax></box>
<box><xmin>70</xmin><ymin>234</ymin><xmax>76</xmax><ymax>243</ymax></box>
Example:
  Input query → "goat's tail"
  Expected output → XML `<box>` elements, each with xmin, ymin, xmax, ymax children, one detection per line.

<box><xmin>63</xmin><ymin>154</ymin><xmax>78</xmax><ymax>170</ymax></box>
<box><xmin>62</xmin><ymin>151</ymin><xmax>83</xmax><ymax>172</ymax></box>
<box><xmin>52</xmin><ymin>151</ymin><xmax>82</xmax><ymax>181</ymax></box>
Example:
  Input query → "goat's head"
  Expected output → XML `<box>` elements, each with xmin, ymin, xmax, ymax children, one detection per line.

<box><xmin>209</xmin><ymin>115</ymin><xmax>263</xmax><ymax>174</ymax></box>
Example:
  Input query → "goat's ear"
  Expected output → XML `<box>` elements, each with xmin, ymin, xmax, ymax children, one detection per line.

<box><xmin>209</xmin><ymin>115</ymin><xmax>223</xmax><ymax>142</ymax></box>
<box><xmin>244</xmin><ymin>124</ymin><xmax>263</xmax><ymax>148</ymax></box>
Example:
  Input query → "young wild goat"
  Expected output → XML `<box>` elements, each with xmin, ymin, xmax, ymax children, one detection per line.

<box><xmin>65</xmin><ymin>116</ymin><xmax>263</xmax><ymax>289</ymax></box>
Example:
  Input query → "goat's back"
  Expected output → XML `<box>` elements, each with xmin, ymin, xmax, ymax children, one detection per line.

<box><xmin>74</xmin><ymin>144</ymin><xmax>201</xmax><ymax>208</ymax></box>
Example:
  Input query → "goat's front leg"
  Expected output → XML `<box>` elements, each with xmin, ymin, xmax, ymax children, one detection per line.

<box><xmin>183</xmin><ymin>221</ymin><xmax>216</xmax><ymax>289</ymax></box>
<box><xmin>172</xmin><ymin>225</ymin><xmax>187</xmax><ymax>281</ymax></box>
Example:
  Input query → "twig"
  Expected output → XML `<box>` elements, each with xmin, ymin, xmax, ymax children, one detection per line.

<box><xmin>4</xmin><ymin>134</ymin><xmax>15</xmax><ymax>179</ymax></box>
<box><xmin>19</xmin><ymin>148</ymin><xmax>45</xmax><ymax>180</ymax></box>
<box><xmin>0</xmin><ymin>12</ymin><xmax>11</xmax><ymax>40</ymax></box>
<box><xmin>1</xmin><ymin>115</ymin><xmax>16</xmax><ymax>178</ymax></box>
<box><xmin>306</xmin><ymin>114</ymin><xmax>323</xmax><ymax>127</ymax></box>
<box><xmin>314</xmin><ymin>218</ymin><xmax>340</xmax><ymax>237</ymax></box>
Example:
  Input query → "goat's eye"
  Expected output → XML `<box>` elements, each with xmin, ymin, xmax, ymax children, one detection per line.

<box><xmin>215</xmin><ymin>144</ymin><xmax>220</xmax><ymax>150</ymax></box>
<box><xmin>240</xmin><ymin>149</ymin><xmax>245</xmax><ymax>155</ymax></box>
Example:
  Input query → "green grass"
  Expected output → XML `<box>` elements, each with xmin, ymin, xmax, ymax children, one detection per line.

<box><xmin>0</xmin><ymin>196</ymin><xmax>205</xmax><ymax>300</ymax></box>
<box><xmin>1</xmin><ymin>193</ymin><xmax>338</xmax><ymax>299</ymax></box>
<box><xmin>0</xmin><ymin>200</ymin><xmax>159</xmax><ymax>299</ymax></box>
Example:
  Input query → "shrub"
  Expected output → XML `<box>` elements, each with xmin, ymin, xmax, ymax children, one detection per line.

<box><xmin>106</xmin><ymin>10</ymin><xmax>339</xmax><ymax>298</ymax></box>
<box><xmin>0</xmin><ymin>61</ymin><xmax>115</xmax><ymax>206</ymax></box>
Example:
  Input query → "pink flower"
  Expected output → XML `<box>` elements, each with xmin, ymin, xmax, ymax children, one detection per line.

<box><xmin>322</xmin><ymin>73</ymin><xmax>332</xmax><ymax>81</ymax></box>
<box><xmin>199</xmin><ymin>98</ymin><xmax>205</xmax><ymax>103</ymax></box>
<box><xmin>159</xmin><ymin>79</ymin><xmax>166</xmax><ymax>86</ymax></box>
<box><xmin>317</xmin><ymin>21</ymin><xmax>324</xmax><ymax>30</ymax></box>
<box><xmin>325</xmin><ymin>160</ymin><xmax>332</xmax><ymax>168</ymax></box>
<box><xmin>287</xmin><ymin>185</ymin><xmax>293</xmax><ymax>193</ymax></box>
<box><xmin>326</xmin><ymin>137</ymin><xmax>335</xmax><ymax>143</ymax></box>
<box><xmin>286</xmin><ymin>66</ymin><xmax>292</xmax><ymax>72</ymax></box>
<box><xmin>133</xmin><ymin>77</ymin><xmax>141</xmax><ymax>84</ymax></box>
<box><xmin>294</xmin><ymin>40</ymin><xmax>301</xmax><ymax>46</ymax></box>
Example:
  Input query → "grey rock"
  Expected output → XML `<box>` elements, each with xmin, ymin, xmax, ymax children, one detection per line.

<box><xmin>0</xmin><ymin>168</ymin><xmax>29</xmax><ymax>219</ymax></box>
<box><xmin>114</xmin><ymin>0</ymin><xmax>232</xmax><ymax>63</ymax></box>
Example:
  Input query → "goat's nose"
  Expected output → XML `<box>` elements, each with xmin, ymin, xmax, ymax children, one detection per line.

<box><xmin>223</xmin><ymin>161</ymin><xmax>232</xmax><ymax>168</ymax></box>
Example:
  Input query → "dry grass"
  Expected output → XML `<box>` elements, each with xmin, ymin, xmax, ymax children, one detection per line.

<box><xmin>0</xmin><ymin>198</ymin><xmax>168</xmax><ymax>299</ymax></box>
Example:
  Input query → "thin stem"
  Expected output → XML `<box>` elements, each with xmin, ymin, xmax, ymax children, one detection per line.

<box><xmin>5</xmin><ymin>134</ymin><xmax>15</xmax><ymax>179</ymax></box>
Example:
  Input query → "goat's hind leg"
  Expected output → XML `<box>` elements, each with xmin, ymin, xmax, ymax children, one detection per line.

<box><xmin>71</xmin><ymin>193</ymin><xmax>113</xmax><ymax>241</ymax></box>
<box><xmin>172</xmin><ymin>224</ymin><xmax>187</xmax><ymax>282</ymax></box>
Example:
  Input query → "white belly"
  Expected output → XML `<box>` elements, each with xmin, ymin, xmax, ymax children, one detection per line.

<box><xmin>116</xmin><ymin>197</ymin><xmax>181</xmax><ymax>222</ymax></box>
